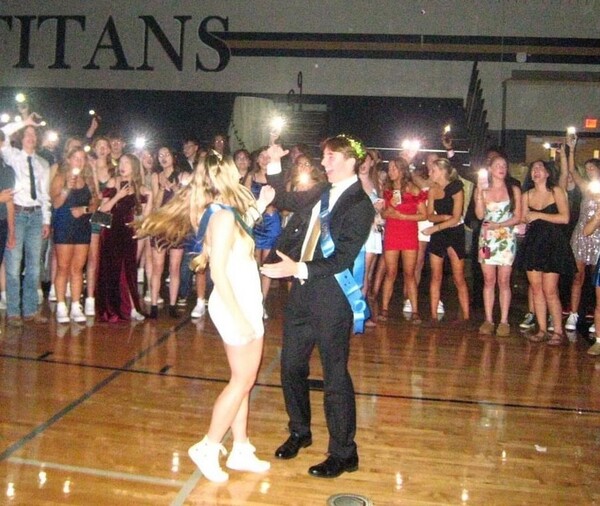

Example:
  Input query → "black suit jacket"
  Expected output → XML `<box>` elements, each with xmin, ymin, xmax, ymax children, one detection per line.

<box><xmin>268</xmin><ymin>172</ymin><xmax>374</xmax><ymax>282</ymax></box>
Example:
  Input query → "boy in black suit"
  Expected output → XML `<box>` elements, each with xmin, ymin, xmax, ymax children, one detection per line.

<box><xmin>261</xmin><ymin>135</ymin><xmax>374</xmax><ymax>478</ymax></box>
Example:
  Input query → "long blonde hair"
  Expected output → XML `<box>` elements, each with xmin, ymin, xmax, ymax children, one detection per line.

<box><xmin>58</xmin><ymin>147</ymin><xmax>97</xmax><ymax>201</ymax></box>
<box><xmin>136</xmin><ymin>152</ymin><xmax>259</xmax><ymax>271</ymax></box>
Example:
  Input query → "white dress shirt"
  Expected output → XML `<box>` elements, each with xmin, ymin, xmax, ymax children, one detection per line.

<box><xmin>0</xmin><ymin>142</ymin><xmax>51</xmax><ymax>225</ymax></box>
<box><xmin>296</xmin><ymin>175</ymin><xmax>358</xmax><ymax>279</ymax></box>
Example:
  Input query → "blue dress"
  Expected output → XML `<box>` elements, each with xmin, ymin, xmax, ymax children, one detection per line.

<box><xmin>250</xmin><ymin>179</ymin><xmax>281</xmax><ymax>250</ymax></box>
<box><xmin>53</xmin><ymin>186</ymin><xmax>92</xmax><ymax>244</ymax></box>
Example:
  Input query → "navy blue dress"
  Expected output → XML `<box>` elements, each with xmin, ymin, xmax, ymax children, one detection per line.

<box><xmin>53</xmin><ymin>186</ymin><xmax>92</xmax><ymax>244</ymax></box>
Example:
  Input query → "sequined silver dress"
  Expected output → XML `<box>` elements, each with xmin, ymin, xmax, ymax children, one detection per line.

<box><xmin>570</xmin><ymin>193</ymin><xmax>600</xmax><ymax>264</ymax></box>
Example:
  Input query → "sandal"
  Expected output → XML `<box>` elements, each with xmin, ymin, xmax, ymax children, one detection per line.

<box><xmin>528</xmin><ymin>332</ymin><xmax>550</xmax><ymax>343</ymax></box>
<box><xmin>547</xmin><ymin>332</ymin><xmax>564</xmax><ymax>346</ymax></box>
<box><xmin>378</xmin><ymin>309</ymin><xmax>388</xmax><ymax>322</ymax></box>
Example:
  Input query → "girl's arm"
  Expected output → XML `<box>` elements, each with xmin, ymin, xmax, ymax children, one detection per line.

<box><xmin>486</xmin><ymin>186</ymin><xmax>523</xmax><ymax>229</ymax></box>
<box><xmin>141</xmin><ymin>186</ymin><xmax>153</xmax><ymax>218</ymax></box>
<box><xmin>98</xmin><ymin>178</ymin><xmax>126</xmax><ymax>212</ymax></box>
<box><xmin>430</xmin><ymin>189</ymin><xmax>463</xmax><ymax>231</ymax></box>
<box><xmin>50</xmin><ymin>173</ymin><xmax>70</xmax><ymax>208</ymax></box>
<box><xmin>151</xmin><ymin>172</ymin><xmax>161</xmax><ymax>208</ymax></box>
<box><xmin>566</xmin><ymin>139</ymin><xmax>586</xmax><ymax>190</ymax></box>
<box><xmin>557</xmin><ymin>144</ymin><xmax>568</xmax><ymax>190</ymax></box>
<box><xmin>474</xmin><ymin>187</ymin><xmax>486</xmax><ymax>221</ymax></box>
<box><xmin>584</xmin><ymin>207</ymin><xmax>600</xmax><ymax>236</ymax></box>
<box><xmin>207</xmin><ymin>209</ymin><xmax>257</xmax><ymax>343</ymax></box>
<box><xmin>425</xmin><ymin>186</ymin><xmax>452</xmax><ymax>224</ymax></box>
<box><xmin>520</xmin><ymin>190</ymin><xmax>529</xmax><ymax>223</ymax></box>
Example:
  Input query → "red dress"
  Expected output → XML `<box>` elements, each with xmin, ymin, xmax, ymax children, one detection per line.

<box><xmin>96</xmin><ymin>188</ymin><xmax>146</xmax><ymax>322</ymax></box>
<box><xmin>383</xmin><ymin>189</ymin><xmax>427</xmax><ymax>251</ymax></box>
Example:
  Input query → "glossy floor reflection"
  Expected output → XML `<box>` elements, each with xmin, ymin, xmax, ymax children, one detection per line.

<box><xmin>0</xmin><ymin>279</ymin><xmax>599</xmax><ymax>505</ymax></box>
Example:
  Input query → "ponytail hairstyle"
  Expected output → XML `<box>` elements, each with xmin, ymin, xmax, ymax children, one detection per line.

<box><xmin>433</xmin><ymin>158</ymin><xmax>459</xmax><ymax>182</ymax></box>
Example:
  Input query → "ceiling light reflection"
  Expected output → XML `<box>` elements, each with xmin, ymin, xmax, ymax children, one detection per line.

<box><xmin>38</xmin><ymin>469</ymin><xmax>48</xmax><ymax>488</ymax></box>
<box><xmin>395</xmin><ymin>471</ymin><xmax>403</xmax><ymax>490</ymax></box>
<box><xmin>171</xmin><ymin>452</ymin><xmax>180</xmax><ymax>473</ymax></box>
<box><xmin>259</xmin><ymin>479</ymin><xmax>271</xmax><ymax>494</ymax></box>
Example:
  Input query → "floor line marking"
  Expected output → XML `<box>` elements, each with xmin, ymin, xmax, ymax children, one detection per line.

<box><xmin>3</xmin><ymin>351</ymin><xmax>598</xmax><ymax>415</ymax></box>
<box><xmin>7</xmin><ymin>457</ymin><xmax>186</xmax><ymax>487</ymax></box>
<box><xmin>0</xmin><ymin>318</ymin><xmax>191</xmax><ymax>462</ymax></box>
<box><xmin>170</xmin><ymin>345</ymin><xmax>282</xmax><ymax>504</ymax></box>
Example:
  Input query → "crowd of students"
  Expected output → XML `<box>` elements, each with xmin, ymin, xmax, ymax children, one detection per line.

<box><xmin>1</xmin><ymin>112</ymin><xmax>599</xmax><ymax>359</ymax></box>
<box><xmin>0</xmin><ymin>113</ymin><xmax>229</xmax><ymax>324</ymax></box>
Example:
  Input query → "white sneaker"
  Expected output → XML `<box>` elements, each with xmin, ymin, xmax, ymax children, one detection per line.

<box><xmin>56</xmin><ymin>302</ymin><xmax>70</xmax><ymax>323</ymax></box>
<box><xmin>188</xmin><ymin>436</ymin><xmax>229</xmax><ymax>483</ymax></box>
<box><xmin>48</xmin><ymin>285</ymin><xmax>57</xmax><ymax>302</ymax></box>
<box><xmin>70</xmin><ymin>302</ymin><xmax>86</xmax><ymax>323</ymax></box>
<box><xmin>437</xmin><ymin>301</ymin><xmax>445</xmax><ymax>314</ymax></box>
<box><xmin>226</xmin><ymin>440</ymin><xmax>270</xmax><ymax>473</ymax></box>
<box><xmin>565</xmin><ymin>312</ymin><xmax>578</xmax><ymax>331</ymax></box>
<box><xmin>191</xmin><ymin>299</ymin><xmax>206</xmax><ymax>318</ymax></box>
<box><xmin>84</xmin><ymin>297</ymin><xmax>95</xmax><ymax>316</ymax></box>
<box><xmin>144</xmin><ymin>291</ymin><xmax>164</xmax><ymax>304</ymax></box>
<box><xmin>590</xmin><ymin>324</ymin><xmax>596</xmax><ymax>334</ymax></box>
<box><xmin>137</xmin><ymin>267</ymin><xmax>144</xmax><ymax>284</ymax></box>
<box><xmin>403</xmin><ymin>299</ymin><xmax>412</xmax><ymax>313</ymax></box>
<box><xmin>130</xmin><ymin>308</ymin><xmax>145</xmax><ymax>321</ymax></box>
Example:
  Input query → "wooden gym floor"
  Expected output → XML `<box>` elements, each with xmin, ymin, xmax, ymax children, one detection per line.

<box><xmin>0</xmin><ymin>274</ymin><xmax>599</xmax><ymax>505</ymax></box>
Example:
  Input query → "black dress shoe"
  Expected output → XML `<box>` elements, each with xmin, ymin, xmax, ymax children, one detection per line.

<box><xmin>308</xmin><ymin>455</ymin><xmax>359</xmax><ymax>478</ymax></box>
<box><xmin>274</xmin><ymin>432</ymin><xmax>312</xmax><ymax>459</ymax></box>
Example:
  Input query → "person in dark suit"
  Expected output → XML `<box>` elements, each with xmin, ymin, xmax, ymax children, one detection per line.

<box><xmin>261</xmin><ymin>135</ymin><xmax>375</xmax><ymax>478</ymax></box>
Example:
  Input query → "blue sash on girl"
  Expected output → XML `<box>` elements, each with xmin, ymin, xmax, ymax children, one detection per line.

<box><xmin>188</xmin><ymin>203</ymin><xmax>253</xmax><ymax>256</ymax></box>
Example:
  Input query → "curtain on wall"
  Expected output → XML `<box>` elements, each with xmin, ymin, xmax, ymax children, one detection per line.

<box><xmin>228</xmin><ymin>96</ymin><xmax>276</xmax><ymax>154</ymax></box>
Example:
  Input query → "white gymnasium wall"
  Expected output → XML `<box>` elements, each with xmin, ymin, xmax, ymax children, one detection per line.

<box><xmin>0</xmin><ymin>0</ymin><xmax>598</xmax><ymax>131</ymax></box>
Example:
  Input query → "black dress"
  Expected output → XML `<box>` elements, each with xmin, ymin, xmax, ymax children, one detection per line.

<box><xmin>429</xmin><ymin>179</ymin><xmax>466</xmax><ymax>259</ymax></box>
<box><xmin>515</xmin><ymin>203</ymin><xmax>576</xmax><ymax>275</ymax></box>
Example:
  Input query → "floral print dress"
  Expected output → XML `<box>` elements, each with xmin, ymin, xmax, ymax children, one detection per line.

<box><xmin>478</xmin><ymin>199</ymin><xmax>516</xmax><ymax>266</ymax></box>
